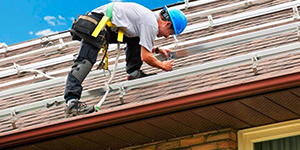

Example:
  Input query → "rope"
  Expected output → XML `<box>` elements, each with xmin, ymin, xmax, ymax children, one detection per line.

<box><xmin>95</xmin><ymin>42</ymin><xmax>121</xmax><ymax>111</ymax></box>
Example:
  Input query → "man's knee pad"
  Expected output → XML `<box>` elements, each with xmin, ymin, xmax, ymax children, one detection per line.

<box><xmin>71</xmin><ymin>59</ymin><xmax>93</xmax><ymax>83</ymax></box>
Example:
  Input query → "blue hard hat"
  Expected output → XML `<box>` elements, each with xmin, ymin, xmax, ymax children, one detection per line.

<box><xmin>163</xmin><ymin>5</ymin><xmax>187</xmax><ymax>35</ymax></box>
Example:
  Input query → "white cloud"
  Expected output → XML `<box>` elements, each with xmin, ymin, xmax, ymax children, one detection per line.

<box><xmin>69</xmin><ymin>17</ymin><xmax>75</xmax><ymax>21</ymax></box>
<box><xmin>44</xmin><ymin>15</ymin><xmax>67</xmax><ymax>26</ymax></box>
<box><xmin>58</xmin><ymin>15</ymin><xmax>66</xmax><ymax>20</ymax></box>
<box><xmin>57</xmin><ymin>21</ymin><xmax>66</xmax><ymax>25</ymax></box>
<box><xmin>44</xmin><ymin>15</ymin><xmax>56</xmax><ymax>26</ymax></box>
<box><xmin>35</xmin><ymin>29</ymin><xmax>58</xmax><ymax>36</ymax></box>
<box><xmin>29</xmin><ymin>31</ymin><xmax>33</xmax><ymax>35</ymax></box>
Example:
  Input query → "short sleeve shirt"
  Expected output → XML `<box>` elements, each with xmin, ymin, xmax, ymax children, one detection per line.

<box><xmin>92</xmin><ymin>2</ymin><xmax>159</xmax><ymax>52</ymax></box>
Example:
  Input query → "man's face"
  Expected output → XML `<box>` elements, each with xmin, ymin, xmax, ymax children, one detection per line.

<box><xmin>158</xmin><ymin>21</ymin><xmax>175</xmax><ymax>38</ymax></box>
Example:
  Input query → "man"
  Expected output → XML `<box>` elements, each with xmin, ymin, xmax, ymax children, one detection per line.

<box><xmin>64</xmin><ymin>2</ymin><xmax>187</xmax><ymax>117</ymax></box>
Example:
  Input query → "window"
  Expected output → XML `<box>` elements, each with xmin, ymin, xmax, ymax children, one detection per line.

<box><xmin>238</xmin><ymin>119</ymin><xmax>300</xmax><ymax>150</ymax></box>
<box><xmin>254</xmin><ymin>135</ymin><xmax>300</xmax><ymax>150</ymax></box>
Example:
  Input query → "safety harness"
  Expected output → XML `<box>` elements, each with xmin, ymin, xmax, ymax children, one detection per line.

<box><xmin>92</xmin><ymin>3</ymin><xmax>124</xmax><ymax>42</ymax></box>
<box><xmin>70</xmin><ymin>3</ymin><xmax>123</xmax><ymax>111</ymax></box>
<box><xmin>70</xmin><ymin>3</ymin><xmax>123</xmax><ymax>71</ymax></box>
<box><xmin>94</xmin><ymin>3</ymin><xmax>124</xmax><ymax>71</ymax></box>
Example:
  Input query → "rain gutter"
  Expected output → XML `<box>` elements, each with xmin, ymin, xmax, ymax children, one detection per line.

<box><xmin>1</xmin><ymin>71</ymin><xmax>300</xmax><ymax>149</ymax></box>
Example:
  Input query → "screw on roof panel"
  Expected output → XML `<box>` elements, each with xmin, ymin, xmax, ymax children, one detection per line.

<box><xmin>119</xmin><ymin>84</ymin><xmax>126</xmax><ymax>104</ymax></box>
<box><xmin>11</xmin><ymin>110</ymin><xmax>19</xmax><ymax>129</ymax></box>
<box><xmin>207</xmin><ymin>15</ymin><xmax>214</xmax><ymax>31</ymax></box>
<box><xmin>251</xmin><ymin>54</ymin><xmax>259</xmax><ymax>75</ymax></box>
<box><xmin>184</xmin><ymin>0</ymin><xmax>189</xmax><ymax>10</ymax></box>
<box><xmin>293</xmin><ymin>6</ymin><xmax>299</xmax><ymax>20</ymax></box>
<box><xmin>244</xmin><ymin>0</ymin><xmax>253</xmax><ymax>7</ymax></box>
<box><xmin>0</xmin><ymin>43</ymin><xmax>8</xmax><ymax>57</ymax></box>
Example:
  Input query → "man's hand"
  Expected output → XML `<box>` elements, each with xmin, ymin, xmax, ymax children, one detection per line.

<box><xmin>162</xmin><ymin>59</ymin><xmax>174</xmax><ymax>71</ymax></box>
<box><xmin>142</xmin><ymin>46</ymin><xmax>174</xmax><ymax>71</ymax></box>
<box><xmin>158</xmin><ymin>47</ymin><xmax>172</xmax><ymax>58</ymax></box>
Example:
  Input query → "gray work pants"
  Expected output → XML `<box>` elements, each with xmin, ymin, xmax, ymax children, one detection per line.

<box><xmin>64</xmin><ymin>30</ymin><xmax>142</xmax><ymax>100</ymax></box>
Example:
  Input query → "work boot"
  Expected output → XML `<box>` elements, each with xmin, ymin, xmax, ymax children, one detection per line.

<box><xmin>127</xmin><ymin>70</ymin><xmax>156</xmax><ymax>80</ymax></box>
<box><xmin>64</xmin><ymin>99</ymin><xmax>95</xmax><ymax>118</ymax></box>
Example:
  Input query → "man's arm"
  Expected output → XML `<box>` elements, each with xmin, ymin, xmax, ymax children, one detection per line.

<box><xmin>151</xmin><ymin>47</ymin><xmax>172</xmax><ymax>58</ymax></box>
<box><xmin>141</xmin><ymin>46</ymin><xmax>173</xmax><ymax>71</ymax></box>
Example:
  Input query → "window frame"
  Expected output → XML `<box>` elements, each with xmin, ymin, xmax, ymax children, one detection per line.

<box><xmin>238</xmin><ymin>119</ymin><xmax>300</xmax><ymax>150</ymax></box>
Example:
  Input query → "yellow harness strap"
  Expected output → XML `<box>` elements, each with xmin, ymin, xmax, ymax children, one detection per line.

<box><xmin>91</xmin><ymin>16</ymin><xmax>109</xmax><ymax>38</ymax></box>
<box><xmin>91</xmin><ymin>16</ymin><xmax>123</xmax><ymax>42</ymax></box>
<box><xmin>93</xmin><ymin>2</ymin><xmax>124</xmax><ymax>71</ymax></box>
<box><xmin>117</xmin><ymin>28</ymin><xmax>124</xmax><ymax>42</ymax></box>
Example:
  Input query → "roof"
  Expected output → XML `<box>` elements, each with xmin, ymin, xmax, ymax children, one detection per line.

<box><xmin>1</xmin><ymin>0</ymin><xmax>300</xmax><ymax>149</ymax></box>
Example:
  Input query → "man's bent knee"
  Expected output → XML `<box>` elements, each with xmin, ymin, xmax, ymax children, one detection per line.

<box><xmin>71</xmin><ymin>59</ymin><xmax>93</xmax><ymax>83</ymax></box>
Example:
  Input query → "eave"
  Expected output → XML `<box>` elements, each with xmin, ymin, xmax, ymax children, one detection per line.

<box><xmin>1</xmin><ymin>71</ymin><xmax>300</xmax><ymax>149</ymax></box>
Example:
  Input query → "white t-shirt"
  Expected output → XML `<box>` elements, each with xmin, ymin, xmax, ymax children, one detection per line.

<box><xmin>92</xmin><ymin>2</ymin><xmax>159</xmax><ymax>52</ymax></box>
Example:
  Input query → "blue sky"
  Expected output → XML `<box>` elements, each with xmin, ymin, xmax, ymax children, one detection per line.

<box><xmin>0</xmin><ymin>0</ymin><xmax>182</xmax><ymax>45</ymax></box>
